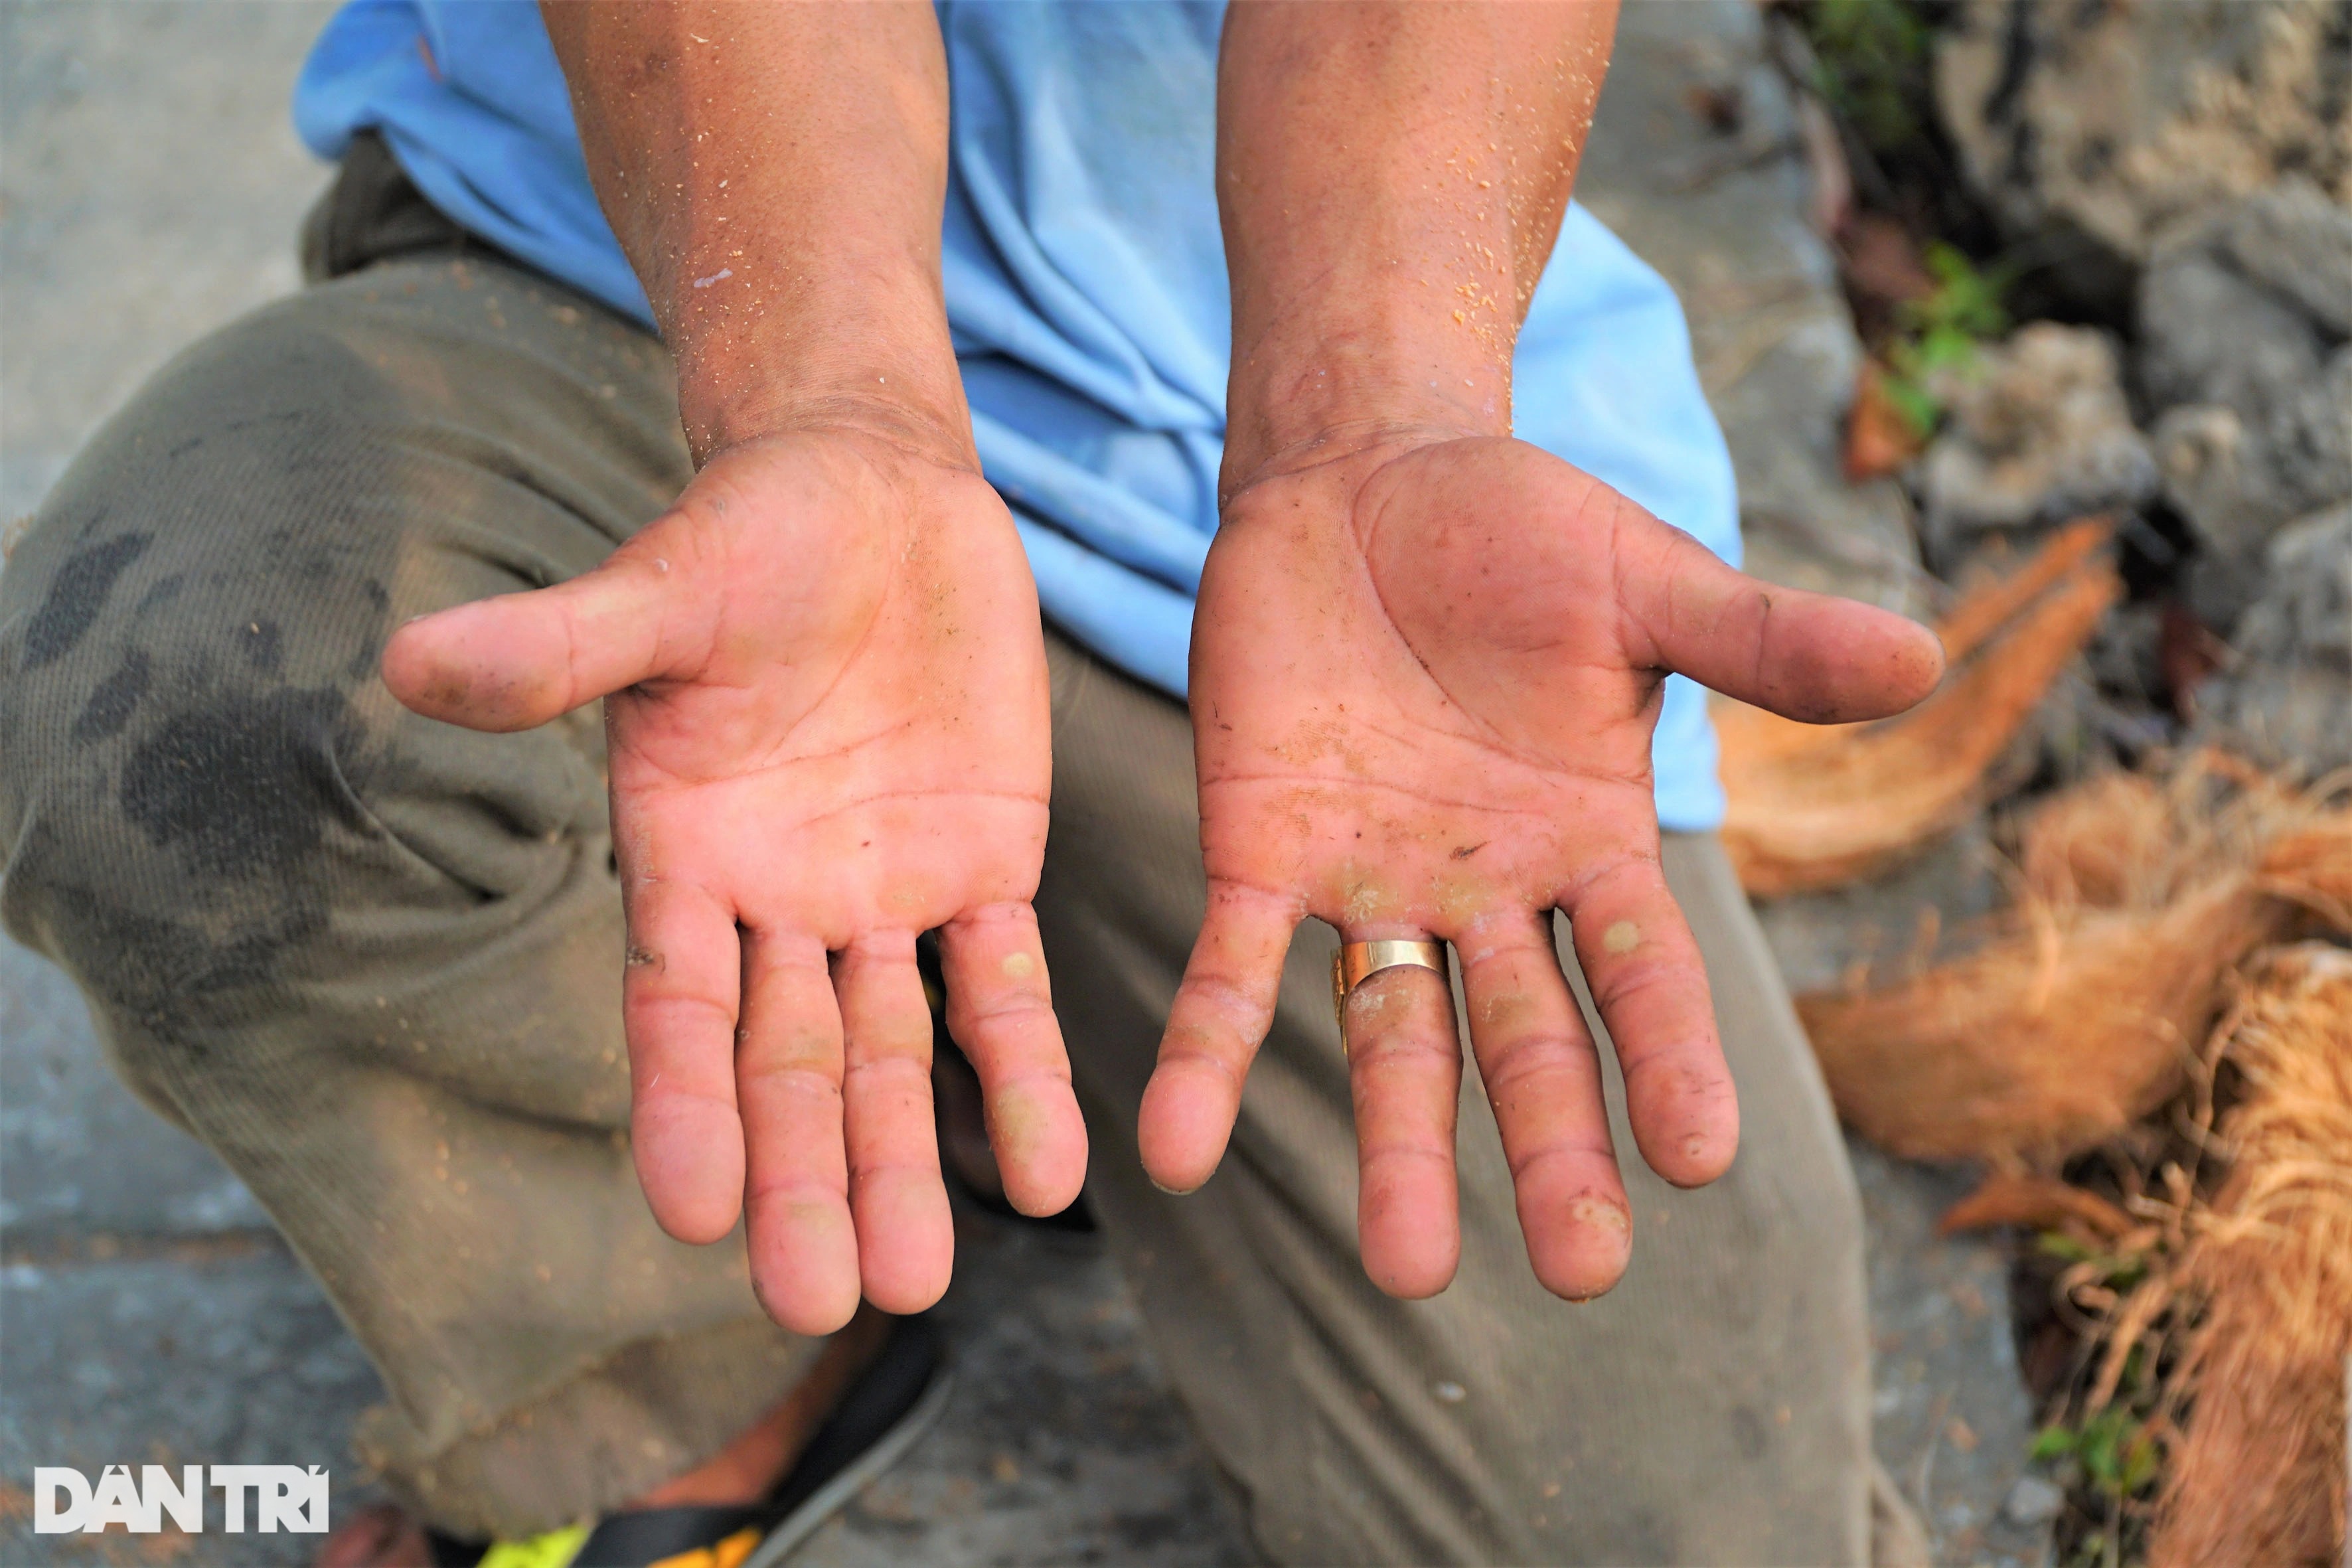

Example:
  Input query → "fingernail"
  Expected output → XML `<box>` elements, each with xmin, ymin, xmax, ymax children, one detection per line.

<box><xmin>1148</xmin><ymin>1174</ymin><xmax>1201</xmax><ymax>1197</ymax></box>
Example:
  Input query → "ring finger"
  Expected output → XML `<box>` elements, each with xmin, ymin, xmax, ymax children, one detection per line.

<box><xmin>834</xmin><ymin>930</ymin><xmax>955</xmax><ymax>1314</ymax></box>
<box><xmin>1340</xmin><ymin>931</ymin><xmax>1465</xmax><ymax>1299</ymax></box>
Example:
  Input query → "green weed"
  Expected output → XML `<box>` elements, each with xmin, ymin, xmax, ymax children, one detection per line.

<box><xmin>1803</xmin><ymin>0</ymin><xmax>1936</xmax><ymax>157</ymax></box>
<box><xmin>1879</xmin><ymin>242</ymin><xmax>2013</xmax><ymax>435</ymax></box>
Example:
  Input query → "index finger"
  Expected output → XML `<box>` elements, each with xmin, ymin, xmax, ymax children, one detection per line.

<box><xmin>622</xmin><ymin>876</ymin><xmax>745</xmax><ymax>1245</ymax></box>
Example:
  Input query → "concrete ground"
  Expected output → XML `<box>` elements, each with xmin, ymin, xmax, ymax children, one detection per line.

<box><xmin>1</xmin><ymin>3</ymin><xmax>2050</xmax><ymax>1563</ymax></box>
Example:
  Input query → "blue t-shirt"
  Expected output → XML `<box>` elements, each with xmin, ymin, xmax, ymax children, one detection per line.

<box><xmin>295</xmin><ymin>0</ymin><xmax>1739</xmax><ymax>830</ymax></box>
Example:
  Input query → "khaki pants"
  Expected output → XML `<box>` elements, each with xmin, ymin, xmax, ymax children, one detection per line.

<box><xmin>0</xmin><ymin>145</ymin><xmax>1871</xmax><ymax>1563</ymax></box>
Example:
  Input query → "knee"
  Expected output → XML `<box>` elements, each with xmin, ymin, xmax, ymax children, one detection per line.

<box><xmin>1</xmin><ymin>286</ymin><xmax>626</xmax><ymax>1030</ymax></box>
<box><xmin>1</xmin><ymin>517</ymin><xmax>597</xmax><ymax>1034</ymax></box>
<box><xmin>0</xmin><ymin>473</ymin><xmax>402</xmax><ymax>1024</ymax></box>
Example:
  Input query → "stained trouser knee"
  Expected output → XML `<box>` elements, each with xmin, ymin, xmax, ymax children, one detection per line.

<box><xmin>0</xmin><ymin>289</ymin><xmax>618</xmax><ymax>1114</ymax></box>
<box><xmin>0</xmin><ymin>259</ymin><xmax>807</xmax><ymax>1540</ymax></box>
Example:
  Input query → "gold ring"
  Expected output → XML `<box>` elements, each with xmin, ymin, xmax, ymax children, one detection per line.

<box><xmin>1330</xmin><ymin>938</ymin><xmax>1450</xmax><ymax>1058</ymax></box>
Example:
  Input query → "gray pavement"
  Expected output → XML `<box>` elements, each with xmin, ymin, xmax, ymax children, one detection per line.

<box><xmin>2</xmin><ymin>3</ymin><xmax>2047</xmax><ymax>1564</ymax></box>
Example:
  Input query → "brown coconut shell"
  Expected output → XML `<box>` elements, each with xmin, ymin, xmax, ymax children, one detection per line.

<box><xmin>1719</xmin><ymin>521</ymin><xmax>2121</xmax><ymax>898</ymax></box>
<box><xmin>1797</xmin><ymin>880</ymin><xmax>2292</xmax><ymax>1164</ymax></box>
<box><xmin>2150</xmin><ymin>943</ymin><xmax>2352</xmax><ymax>1568</ymax></box>
<box><xmin>1796</xmin><ymin>766</ymin><xmax>2351</xmax><ymax>1165</ymax></box>
<box><xmin>1933</xmin><ymin>516</ymin><xmax>2115</xmax><ymax>664</ymax></box>
<box><xmin>1936</xmin><ymin>1169</ymin><xmax>2136</xmax><ymax>1239</ymax></box>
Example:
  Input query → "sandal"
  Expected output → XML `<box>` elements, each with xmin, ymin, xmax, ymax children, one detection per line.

<box><xmin>429</xmin><ymin>1314</ymin><xmax>952</xmax><ymax>1568</ymax></box>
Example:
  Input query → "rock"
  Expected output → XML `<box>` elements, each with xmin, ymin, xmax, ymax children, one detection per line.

<box><xmin>2139</xmin><ymin>182</ymin><xmax>2352</xmax><ymax>623</ymax></box>
<box><xmin>1917</xmin><ymin>324</ymin><xmax>2159</xmax><ymax>558</ymax></box>
<box><xmin>2195</xmin><ymin>502</ymin><xmax>2352</xmax><ymax>776</ymax></box>
<box><xmin>2244</xmin><ymin>503</ymin><xmax>2352</xmax><ymax>670</ymax></box>
<box><xmin>2181</xmin><ymin>533</ymin><xmax>2276</xmax><ymax>641</ymax></box>
<box><xmin>2140</xmin><ymin>236</ymin><xmax>2331</xmax><ymax>419</ymax></box>
<box><xmin>2002</xmin><ymin>1474</ymin><xmax>2067</xmax><ymax>1528</ymax></box>
<box><xmin>2085</xmin><ymin>600</ymin><xmax>2167</xmax><ymax>709</ymax></box>
<box><xmin>1934</xmin><ymin>0</ymin><xmax>2352</xmax><ymax>301</ymax></box>
<box><xmin>2152</xmin><ymin>347</ymin><xmax>2351</xmax><ymax>590</ymax></box>
<box><xmin>2155</xmin><ymin>404</ymin><xmax>2274</xmax><ymax>571</ymax></box>
<box><xmin>2214</xmin><ymin>178</ymin><xmax>2352</xmax><ymax>337</ymax></box>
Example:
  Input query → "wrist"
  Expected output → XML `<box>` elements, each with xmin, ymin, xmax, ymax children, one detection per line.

<box><xmin>686</xmin><ymin>378</ymin><xmax>979</xmax><ymax>477</ymax></box>
<box><xmin>1222</xmin><ymin>307</ymin><xmax>1509</xmax><ymax>501</ymax></box>
<box><xmin>670</xmin><ymin>262</ymin><xmax>976</xmax><ymax>472</ymax></box>
<box><xmin>1221</xmin><ymin>250</ymin><xmax>1524</xmax><ymax>497</ymax></box>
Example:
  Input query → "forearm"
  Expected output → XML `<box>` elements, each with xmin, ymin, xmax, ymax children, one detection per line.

<box><xmin>543</xmin><ymin>1</ymin><xmax>971</xmax><ymax>465</ymax></box>
<box><xmin>1216</xmin><ymin>1</ymin><xmax>1617</xmax><ymax>488</ymax></box>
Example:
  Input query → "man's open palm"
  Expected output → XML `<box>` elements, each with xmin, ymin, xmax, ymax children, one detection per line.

<box><xmin>383</xmin><ymin>432</ymin><xmax>1086</xmax><ymax>1334</ymax></box>
<box><xmin>1140</xmin><ymin>436</ymin><xmax>1943</xmax><ymax>1301</ymax></box>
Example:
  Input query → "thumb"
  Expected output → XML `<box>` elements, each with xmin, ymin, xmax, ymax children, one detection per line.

<box><xmin>1620</xmin><ymin>519</ymin><xmax>1945</xmax><ymax>724</ymax></box>
<box><xmin>382</xmin><ymin>541</ymin><xmax>705</xmax><ymax>732</ymax></box>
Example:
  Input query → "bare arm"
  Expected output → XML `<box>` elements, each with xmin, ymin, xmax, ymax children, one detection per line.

<box><xmin>1217</xmin><ymin>1</ymin><xmax>1617</xmax><ymax>485</ymax></box>
<box><xmin>384</xmin><ymin>3</ymin><xmax>1085</xmax><ymax>1335</ymax></box>
<box><xmin>544</xmin><ymin>0</ymin><xmax>971</xmax><ymax>464</ymax></box>
<box><xmin>1143</xmin><ymin>3</ymin><xmax>1942</xmax><ymax>1302</ymax></box>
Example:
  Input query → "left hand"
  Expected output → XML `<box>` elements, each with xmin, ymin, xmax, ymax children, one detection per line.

<box><xmin>383</xmin><ymin>430</ymin><xmax>1081</xmax><ymax>1333</ymax></box>
<box><xmin>1138</xmin><ymin>432</ymin><xmax>1943</xmax><ymax>1300</ymax></box>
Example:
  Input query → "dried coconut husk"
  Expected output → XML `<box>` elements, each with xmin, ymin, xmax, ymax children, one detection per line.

<box><xmin>2150</xmin><ymin>943</ymin><xmax>2352</xmax><ymax>1568</ymax></box>
<box><xmin>1796</xmin><ymin>760</ymin><xmax>2351</xmax><ymax>1164</ymax></box>
<box><xmin>2257</xmin><ymin>815</ymin><xmax>2352</xmax><ymax>935</ymax></box>
<box><xmin>2011</xmin><ymin>769</ymin><xmax>2173</xmax><ymax>909</ymax></box>
<box><xmin>1719</xmin><ymin>518</ymin><xmax>2120</xmax><ymax>898</ymax></box>
<box><xmin>1798</xmin><ymin>880</ymin><xmax>2294</xmax><ymax>1163</ymax></box>
<box><xmin>1934</xmin><ymin>516</ymin><xmax>2116</xmax><ymax>665</ymax></box>
<box><xmin>2011</xmin><ymin>751</ymin><xmax>2342</xmax><ymax>914</ymax></box>
<box><xmin>1936</xmin><ymin>1170</ymin><xmax>2135</xmax><ymax>1239</ymax></box>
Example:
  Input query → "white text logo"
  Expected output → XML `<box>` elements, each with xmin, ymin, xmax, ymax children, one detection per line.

<box><xmin>33</xmin><ymin>1466</ymin><xmax>329</xmax><ymax>1534</ymax></box>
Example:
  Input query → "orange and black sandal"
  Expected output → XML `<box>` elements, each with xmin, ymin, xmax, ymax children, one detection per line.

<box><xmin>427</xmin><ymin>1314</ymin><xmax>951</xmax><ymax>1568</ymax></box>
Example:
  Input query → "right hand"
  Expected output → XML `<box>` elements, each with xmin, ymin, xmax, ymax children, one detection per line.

<box><xmin>382</xmin><ymin>427</ymin><xmax>1085</xmax><ymax>1334</ymax></box>
<box><xmin>1143</xmin><ymin>433</ymin><xmax>1944</xmax><ymax>1301</ymax></box>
